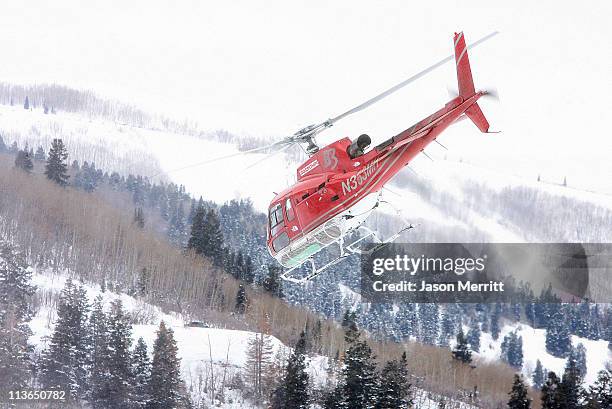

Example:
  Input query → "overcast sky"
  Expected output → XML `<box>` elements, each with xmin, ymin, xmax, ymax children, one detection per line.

<box><xmin>1</xmin><ymin>0</ymin><xmax>611</xmax><ymax>191</ymax></box>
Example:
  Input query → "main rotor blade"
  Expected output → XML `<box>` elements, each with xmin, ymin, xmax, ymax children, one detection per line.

<box><xmin>328</xmin><ymin>31</ymin><xmax>499</xmax><ymax>125</ymax></box>
<box><xmin>150</xmin><ymin>140</ymin><xmax>289</xmax><ymax>179</ymax></box>
<box><xmin>243</xmin><ymin>142</ymin><xmax>292</xmax><ymax>170</ymax></box>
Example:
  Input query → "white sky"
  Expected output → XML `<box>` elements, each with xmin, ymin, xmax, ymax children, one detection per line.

<box><xmin>1</xmin><ymin>0</ymin><xmax>611</xmax><ymax>191</ymax></box>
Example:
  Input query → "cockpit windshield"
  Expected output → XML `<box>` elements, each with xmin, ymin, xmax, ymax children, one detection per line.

<box><xmin>269</xmin><ymin>203</ymin><xmax>284</xmax><ymax>235</ymax></box>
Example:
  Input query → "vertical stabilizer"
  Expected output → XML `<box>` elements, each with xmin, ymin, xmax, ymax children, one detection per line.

<box><xmin>454</xmin><ymin>32</ymin><xmax>490</xmax><ymax>133</ymax></box>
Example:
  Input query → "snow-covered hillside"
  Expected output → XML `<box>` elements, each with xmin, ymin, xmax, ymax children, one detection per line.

<box><xmin>28</xmin><ymin>269</ymin><xmax>486</xmax><ymax>409</ymax></box>
<box><xmin>28</xmin><ymin>270</ymin><xmax>328</xmax><ymax>408</ymax></box>
<box><xmin>3</xmin><ymin>103</ymin><xmax>612</xmax><ymax>244</ymax></box>
<box><xmin>0</xmin><ymin>104</ymin><xmax>291</xmax><ymax>210</ymax></box>
<box><xmin>476</xmin><ymin>323</ymin><xmax>610</xmax><ymax>386</ymax></box>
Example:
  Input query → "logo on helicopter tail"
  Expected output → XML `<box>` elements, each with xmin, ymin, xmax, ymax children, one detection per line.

<box><xmin>298</xmin><ymin>159</ymin><xmax>320</xmax><ymax>177</ymax></box>
<box><xmin>341</xmin><ymin>162</ymin><xmax>378</xmax><ymax>196</ymax></box>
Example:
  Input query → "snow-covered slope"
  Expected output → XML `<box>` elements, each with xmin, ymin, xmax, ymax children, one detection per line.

<box><xmin>28</xmin><ymin>270</ymin><xmax>329</xmax><ymax>408</ymax></box>
<box><xmin>476</xmin><ymin>323</ymin><xmax>610</xmax><ymax>386</ymax></box>
<box><xmin>0</xmin><ymin>104</ymin><xmax>292</xmax><ymax>210</ymax></box>
<box><xmin>4</xmin><ymin>103</ymin><xmax>612</xmax><ymax>244</ymax></box>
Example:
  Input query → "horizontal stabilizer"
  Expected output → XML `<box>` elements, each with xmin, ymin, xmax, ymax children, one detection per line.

<box><xmin>465</xmin><ymin>102</ymin><xmax>490</xmax><ymax>133</ymax></box>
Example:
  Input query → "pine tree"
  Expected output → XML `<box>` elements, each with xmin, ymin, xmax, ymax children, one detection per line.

<box><xmin>34</xmin><ymin>146</ymin><xmax>46</xmax><ymax>161</ymax></box>
<box><xmin>9</xmin><ymin>141</ymin><xmax>18</xmax><ymax>153</ymax></box>
<box><xmin>569</xmin><ymin>343</ymin><xmax>587</xmax><ymax>380</ymax></box>
<box><xmin>14</xmin><ymin>149</ymin><xmax>33</xmax><ymax>172</ymax></box>
<box><xmin>575</xmin><ymin>301</ymin><xmax>591</xmax><ymax>338</ymax></box>
<box><xmin>394</xmin><ymin>303</ymin><xmax>415</xmax><ymax>341</ymax></box>
<box><xmin>438</xmin><ymin>309</ymin><xmax>455</xmax><ymax>347</ymax></box>
<box><xmin>341</xmin><ymin>323</ymin><xmax>379</xmax><ymax>409</ymax></box>
<box><xmin>106</xmin><ymin>300</ymin><xmax>133</xmax><ymax>409</ymax></box>
<box><xmin>168</xmin><ymin>204</ymin><xmax>186</xmax><ymax>245</ymax></box>
<box><xmin>132</xmin><ymin>337</ymin><xmax>151</xmax><ymax>409</ymax></box>
<box><xmin>41</xmin><ymin>280</ymin><xmax>90</xmax><ymax>399</ymax></box>
<box><xmin>491</xmin><ymin>303</ymin><xmax>501</xmax><ymax>340</ymax></box>
<box><xmin>149</xmin><ymin>321</ymin><xmax>185</xmax><ymax>409</ymax></box>
<box><xmin>89</xmin><ymin>296</ymin><xmax>111</xmax><ymax>408</ymax></box>
<box><xmin>466</xmin><ymin>320</ymin><xmax>481</xmax><ymax>353</ymax></box>
<box><xmin>271</xmin><ymin>331</ymin><xmax>309</xmax><ymax>409</ymax></box>
<box><xmin>75</xmin><ymin>161</ymin><xmax>99</xmax><ymax>192</ymax></box>
<box><xmin>323</xmin><ymin>384</ymin><xmax>343</xmax><ymax>409</ymax></box>
<box><xmin>418</xmin><ymin>303</ymin><xmax>439</xmax><ymax>345</ymax></box>
<box><xmin>203</xmin><ymin>209</ymin><xmax>224</xmax><ymax>266</ymax></box>
<box><xmin>452</xmin><ymin>328</ymin><xmax>472</xmax><ymax>364</ymax></box>
<box><xmin>546</xmin><ymin>307</ymin><xmax>571</xmax><ymax>358</ymax></box>
<box><xmin>532</xmin><ymin>359</ymin><xmax>546</xmax><ymax>390</ymax></box>
<box><xmin>559</xmin><ymin>357</ymin><xmax>582</xmax><ymax>409</ymax></box>
<box><xmin>0</xmin><ymin>135</ymin><xmax>6</xmax><ymax>152</ymax></box>
<box><xmin>508</xmin><ymin>374</ymin><xmax>531</xmax><ymax>409</ymax></box>
<box><xmin>541</xmin><ymin>371</ymin><xmax>562</xmax><ymax>409</ymax></box>
<box><xmin>501</xmin><ymin>331</ymin><xmax>523</xmax><ymax>368</ymax></box>
<box><xmin>187</xmin><ymin>205</ymin><xmax>206</xmax><ymax>253</ymax></box>
<box><xmin>375</xmin><ymin>352</ymin><xmax>412</xmax><ymax>409</ymax></box>
<box><xmin>241</xmin><ymin>254</ymin><xmax>255</xmax><ymax>283</ymax></box>
<box><xmin>44</xmin><ymin>138</ymin><xmax>70</xmax><ymax>186</ymax></box>
<box><xmin>584</xmin><ymin>370</ymin><xmax>612</xmax><ymax>408</ymax></box>
<box><xmin>133</xmin><ymin>207</ymin><xmax>145</xmax><ymax>229</ymax></box>
<box><xmin>187</xmin><ymin>206</ymin><xmax>225</xmax><ymax>266</ymax></box>
<box><xmin>235</xmin><ymin>284</ymin><xmax>248</xmax><ymax>314</ymax></box>
<box><xmin>0</xmin><ymin>242</ymin><xmax>35</xmax><ymax>391</ymax></box>
<box><xmin>588</xmin><ymin>305</ymin><xmax>602</xmax><ymax>340</ymax></box>
<box><xmin>137</xmin><ymin>268</ymin><xmax>150</xmax><ymax>297</ymax></box>
<box><xmin>262</xmin><ymin>264</ymin><xmax>283</xmax><ymax>297</ymax></box>
<box><xmin>24</xmin><ymin>96</ymin><xmax>29</xmax><ymax>109</ymax></box>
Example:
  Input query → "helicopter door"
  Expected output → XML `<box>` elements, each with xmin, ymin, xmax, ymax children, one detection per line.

<box><xmin>285</xmin><ymin>198</ymin><xmax>300</xmax><ymax>234</ymax></box>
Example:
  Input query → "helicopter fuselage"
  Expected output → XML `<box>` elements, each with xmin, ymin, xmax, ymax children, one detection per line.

<box><xmin>266</xmin><ymin>31</ymin><xmax>494</xmax><ymax>273</ymax></box>
<box><xmin>267</xmin><ymin>91</ymin><xmax>486</xmax><ymax>268</ymax></box>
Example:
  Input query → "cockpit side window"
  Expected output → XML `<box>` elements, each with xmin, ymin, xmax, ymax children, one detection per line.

<box><xmin>269</xmin><ymin>203</ymin><xmax>284</xmax><ymax>236</ymax></box>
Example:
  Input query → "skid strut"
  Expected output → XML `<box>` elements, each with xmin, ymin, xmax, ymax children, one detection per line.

<box><xmin>280</xmin><ymin>223</ymin><xmax>415</xmax><ymax>284</ymax></box>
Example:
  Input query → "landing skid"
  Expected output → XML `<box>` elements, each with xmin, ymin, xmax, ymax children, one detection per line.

<box><xmin>280</xmin><ymin>223</ymin><xmax>415</xmax><ymax>284</ymax></box>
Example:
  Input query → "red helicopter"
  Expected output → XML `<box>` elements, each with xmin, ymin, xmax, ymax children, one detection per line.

<box><xmin>188</xmin><ymin>31</ymin><xmax>498</xmax><ymax>283</ymax></box>
<box><xmin>258</xmin><ymin>31</ymin><xmax>499</xmax><ymax>283</ymax></box>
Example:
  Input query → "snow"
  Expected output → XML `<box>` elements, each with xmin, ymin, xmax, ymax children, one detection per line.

<box><xmin>0</xmin><ymin>104</ymin><xmax>292</xmax><ymax>210</ymax></box>
<box><xmin>28</xmin><ymin>268</ymin><xmax>331</xmax><ymax>407</ymax></box>
<box><xmin>476</xmin><ymin>322</ymin><xmax>611</xmax><ymax>386</ymax></box>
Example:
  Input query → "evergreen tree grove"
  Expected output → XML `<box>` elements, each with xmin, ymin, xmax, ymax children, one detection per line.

<box><xmin>14</xmin><ymin>149</ymin><xmax>34</xmax><ymax>172</ymax></box>
<box><xmin>375</xmin><ymin>352</ymin><xmax>412</xmax><ymax>409</ymax></box>
<box><xmin>41</xmin><ymin>279</ymin><xmax>90</xmax><ymax>399</ymax></box>
<box><xmin>0</xmin><ymin>242</ymin><xmax>35</xmax><ymax>391</ymax></box>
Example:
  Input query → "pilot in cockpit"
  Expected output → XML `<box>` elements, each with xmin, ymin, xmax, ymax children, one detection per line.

<box><xmin>347</xmin><ymin>134</ymin><xmax>371</xmax><ymax>159</ymax></box>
